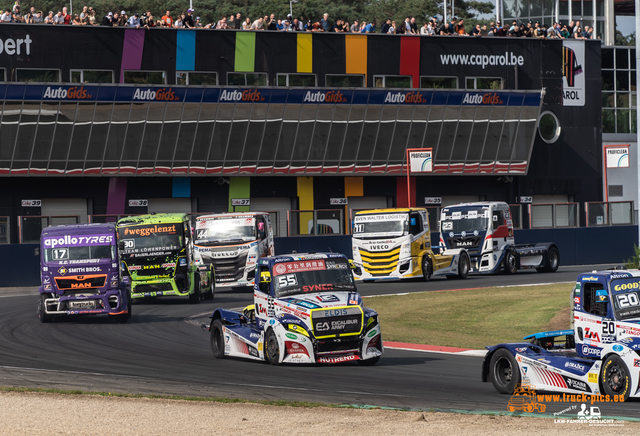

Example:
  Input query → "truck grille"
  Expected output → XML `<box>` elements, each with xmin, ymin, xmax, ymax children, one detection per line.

<box><xmin>358</xmin><ymin>247</ymin><xmax>400</xmax><ymax>276</ymax></box>
<box><xmin>210</xmin><ymin>253</ymin><xmax>248</xmax><ymax>283</ymax></box>
<box><xmin>447</xmin><ymin>236</ymin><xmax>481</xmax><ymax>249</ymax></box>
<box><xmin>55</xmin><ymin>275</ymin><xmax>106</xmax><ymax>290</ymax></box>
<box><xmin>311</xmin><ymin>307</ymin><xmax>363</xmax><ymax>338</ymax></box>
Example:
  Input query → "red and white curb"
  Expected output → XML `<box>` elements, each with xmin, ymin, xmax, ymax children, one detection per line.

<box><xmin>383</xmin><ymin>341</ymin><xmax>487</xmax><ymax>357</ymax></box>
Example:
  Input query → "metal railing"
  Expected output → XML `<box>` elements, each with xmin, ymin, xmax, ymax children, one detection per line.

<box><xmin>585</xmin><ymin>201</ymin><xmax>634</xmax><ymax>227</ymax></box>
<box><xmin>0</xmin><ymin>216</ymin><xmax>9</xmax><ymax>244</ymax></box>
<box><xmin>288</xmin><ymin>209</ymin><xmax>344</xmax><ymax>236</ymax></box>
<box><xmin>528</xmin><ymin>203</ymin><xmax>580</xmax><ymax>229</ymax></box>
<box><xmin>18</xmin><ymin>215</ymin><xmax>80</xmax><ymax>244</ymax></box>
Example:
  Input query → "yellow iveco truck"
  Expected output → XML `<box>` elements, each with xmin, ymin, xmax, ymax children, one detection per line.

<box><xmin>351</xmin><ymin>208</ymin><xmax>469</xmax><ymax>281</ymax></box>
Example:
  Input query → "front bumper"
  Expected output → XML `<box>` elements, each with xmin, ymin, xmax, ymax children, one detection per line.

<box><xmin>130</xmin><ymin>277</ymin><xmax>191</xmax><ymax>298</ymax></box>
<box><xmin>352</xmin><ymin>258</ymin><xmax>419</xmax><ymax>281</ymax></box>
<box><xmin>42</xmin><ymin>289</ymin><xmax>128</xmax><ymax>316</ymax></box>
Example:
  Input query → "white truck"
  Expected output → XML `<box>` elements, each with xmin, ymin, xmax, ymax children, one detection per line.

<box><xmin>438</xmin><ymin>202</ymin><xmax>559</xmax><ymax>274</ymax></box>
<box><xmin>194</xmin><ymin>213</ymin><xmax>274</xmax><ymax>288</ymax></box>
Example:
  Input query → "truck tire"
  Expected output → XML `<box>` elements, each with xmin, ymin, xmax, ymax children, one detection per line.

<box><xmin>115</xmin><ymin>295</ymin><xmax>131</xmax><ymax>323</ymax></box>
<box><xmin>38</xmin><ymin>293</ymin><xmax>53</xmax><ymax>323</ymax></box>
<box><xmin>504</xmin><ymin>249</ymin><xmax>518</xmax><ymax>275</ymax></box>
<box><xmin>210</xmin><ymin>319</ymin><xmax>226</xmax><ymax>359</ymax></box>
<box><xmin>489</xmin><ymin>348</ymin><xmax>521</xmax><ymax>394</ymax></box>
<box><xmin>203</xmin><ymin>273</ymin><xmax>215</xmax><ymax>300</ymax></box>
<box><xmin>600</xmin><ymin>354</ymin><xmax>630</xmax><ymax>402</ymax></box>
<box><xmin>264</xmin><ymin>328</ymin><xmax>280</xmax><ymax>365</ymax></box>
<box><xmin>421</xmin><ymin>256</ymin><xmax>432</xmax><ymax>282</ymax></box>
<box><xmin>457</xmin><ymin>252</ymin><xmax>469</xmax><ymax>279</ymax></box>
<box><xmin>537</xmin><ymin>247</ymin><xmax>559</xmax><ymax>273</ymax></box>
<box><xmin>189</xmin><ymin>274</ymin><xmax>201</xmax><ymax>304</ymax></box>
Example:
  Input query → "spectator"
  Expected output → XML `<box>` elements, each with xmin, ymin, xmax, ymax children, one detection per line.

<box><xmin>242</xmin><ymin>17</ymin><xmax>251</xmax><ymax>29</ymax></box>
<box><xmin>88</xmin><ymin>8</ymin><xmax>96</xmax><ymax>25</ymax></box>
<box><xmin>573</xmin><ymin>20</ymin><xmax>580</xmax><ymax>34</ymax></box>
<box><xmin>410</xmin><ymin>17</ymin><xmax>418</xmax><ymax>34</ymax></box>
<box><xmin>1</xmin><ymin>8</ymin><xmax>12</xmax><ymax>22</ymax></box>
<box><xmin>234</xmin><ymin>13</ymin><xmax>242</xmax><ymax>29</ymax></box>
<box><xmin>320</xmin><ymin>13</ymin><xmax>329</xmax><ymax>32</ymax></box>
<box><xmin>144</xmin><ymin>12</ymin><xmax>155</xmax><ymax>28</ymax></box>
<box><xmin>100</xmin><ymin>12</ymin><xmax>112</xmax><ymax>26</ymax></box>
<box><xmin>521</xmin><ymin>22</ymin><xmax>532</xmax><ymax>37</ymax></box>
<box><xmin>350</xmin><ymin>20</ymin><xmax>358</xmax><ymax>32</ymax></box>
<box><xmin>195</xmin><ymin>16</ymin><xmax>202</xmax><ymax>28</ymax></box>
<box><xmin>561</xmin><ymin>24</ymin><xmax>570</xmax><ymax>38</ymax></box>
<box><xmin>387</xmin><ymin>20</ymin><xmax>395</xmax><ymax>34</ymax></box>
<box><xmin>23</xmin><ymin>6</ymin><xmax>34</xmax><ymax>22</ymax></box>
<box><xmin>582</xmin><ymin>26</ymin><xmax>592</xmax><ymax>39</ymax></box>
<box><xmin>183</xmin><ymin>9</ymin><xmax>195</xmax><ymax>28</ymax></box>
<box><xmin>117</xmin><ymin>11</ymin><xmax>127</xmax><ymax>27</ymax></box>
<box><xmin>12</xmin><ymin>0</ymin><xmax>19</xmax><ymax>14</ymax></box>
<box><xmin>469</xmin><ymin>23</ymin><xmax>481</xmax><ymax>36</ymax></box>
<box><xmin>480</xmin><ymin>24</ymin><xmax>488</xmax><ymax>36</ymax></box>
<box><xmin>44</xmin><ymin>10</ymin><xmax>54</xmax><ymax>23</ymax></box>
<box><xmin>251</xmin><ymin>16</ymin><xmax>263</xmax><ymax>30</ymax></box>
<box><xmin>162</xmin><ymin>10</ymin><xmax>173</xmax><ymax>27</ymax></box>
<box><xmin>53</xmin><ymin>10</ymin><xmax>64</xmax><ymax>24</ymax></box>
<box><xmin>304</xmin><ymin>19</ymin><xmax>312</xmax><ymax>31</ymax></box>
<box><xmin>494</xmin><ymin>20</ymin><xmax>506</xmax><ymax>36</ymax></box>
<box><xmin>175</xmin><ymin>13</ymin><xmax>185</xmax><ymax>28</ymax></box>
<box><xmin>292</xmin><ymin>18</ymin><xmax>302</xmax><ymax>31</ymax></box>
<box><xmin>362</xmin><ymin>19</ymin><xmax>375</xmax><ymax>33</ymax></box>
<box><xmin>454</xmin><ymin>19</ymin><xmax>465</xmax><ymax>35</ymax></box>
<box><xmin>420</xmin><ymin>22</ymin><xmax>429</xmax><ymax>35</ymax></box>
<box><xmin>128</xmin><ymin>12</ymin><xmax>140</xmax><ymax>28</ymax></box>
<box><xmin>267</xmin><ymin>13</ymin><xmax>276</xmax><ymax>30</ymax></box>
<box><xmin>380</xmin><ymin>18</ymin><xmax>390</xmax><ymax>34</ymax></box>
<box><xmin>330</xmin><ymin>19</ymin><xmax>340</xmax><ymax>32</ymax></box>
<box><xmin>439</xmin><ymin>22</ymin><xmax>451</xmax><ymax>35</ymax></box>
<box><xmin>507</xmin><ymin>24</ymin><xmax>521</xmax><ymax>37</ymax></box>
<box><xmin>402</xmin><ymin>17</ymin><xmax>411</xmax><ymax>34</ymax></box>
<box><xmin>72</xmin><ymin>13</ymin><xmax>82</xmax><ymax>25</ymax></box>
<box><xmin>79</xmin><ymin>6</ymin><xmax>87</xmax><ymax>20</ymax></box>
<box><xmin>217</xmin><ymin>16</ymin><xmax>228</xmax><ymax>29</ymax></box>
<box><xmin>227</xmin><ymin>15</ymin><xmax>234</xmax><ymax>29</ymax></box>
<box><xmin>62</xmin><ymin>6</ymin><xmax>70</xmax><ymax>24</ymax></box>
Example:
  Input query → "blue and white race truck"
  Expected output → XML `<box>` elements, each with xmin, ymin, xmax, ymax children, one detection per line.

<box><xmin>206</xmin><ymin>252</ymin><xmax>382</xmax><ymax>365</ymax></box>
<box><xmin>439</xmin><ymin>201</ymin><xmax>559</xmax><ymax>274</ymax></box>
<box><xmin>483</xmin><ymin>269</ymin><xmax>640</xmax><ymax>401</ymax></box>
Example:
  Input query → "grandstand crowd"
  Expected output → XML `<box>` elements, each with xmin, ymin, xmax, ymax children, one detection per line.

<box><xmin>0</xmin><ymin>0</ymin><xmax>598</xmax><ymax>39</ymax></box>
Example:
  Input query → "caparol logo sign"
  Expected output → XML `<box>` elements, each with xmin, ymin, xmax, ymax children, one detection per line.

<box><xmin>462</xmin><ymin>92</ymin><xmax>504</xmax><ymax>105</ymax></box>
<box><xmin>133</xmin><ymin>88</ymin><xmax>181</xmax><ymax>101</ymax></box>
<box><xmin>43</xmin><ymin>86</ymin><xmax>93</xmax><ymax>100</ymax></box>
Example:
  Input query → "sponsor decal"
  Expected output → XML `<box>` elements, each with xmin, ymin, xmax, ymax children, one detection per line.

<box><xmin>303</xmin><ymin>90</ymin><xmax>348</xmax><ymax>103</ymax></box>
<box><xmin>317</xmin><ymin>354</ymin><xmax>359</xmax><ymax>364</ymax></box>
<box><xmin>285</xmin><ymin>341</ymin><xmax>309</xmax><ymax>357</ymax></box>
<box><xmin>219</xmin><ymin>89</ymin><xmax>265</xmax><ymax>102</ymax></box>
<box><xmin>634</xmin><ymin>359</ymin><xmax>640</xmax><ymax>368</ymax></box>
<box><xmin>248</xmin><ymin>346</ymin><xmax>259</xmax><ymax>357</ymax></box>
<box><xmin>439</xmin><ymin>51</ymin><xmax>524</xmax><ymax>69</ymax></box>
<box><xmin>367</xmin><ymin>244</ymin><xmax>390</xmax><ymax>251</ymax></box>
<box><xmin>574</xmin><ymin>297</ymin><xmax>580</xmax><ymax>304</ymax></box>
<box><xmin>584</xmin><ymin>328</ymin><xmax>600</xmax><ymax>343</ymax></box>
<box><xmin>0</xmin><ymin>34</ymin><xmax>32</xmax><ymax>56</ymax></box>
<box><xmin>302</xmin><ymin>284</ymin><xmax>334</xmax><ymax>293</ymax></box>
<box><xmin>384</xmin><ymin>91</ymin><xmax>428</xmax><ymax>104</ymax></box>
<box><xmin>581</xmin><ymin>276</ymin><xmax>599</xmax><ymax>282</ymax></box>
<box><xmin>285</xmin><ymin>333</ymin><xmax>297</xmax><ymax>340</ymax></box>
<box><xmin>133</xmin><ymin>88</ymin><xmax>181</xmax><ymax>101</ymax></box>
<box><xmin>43</xmin><ymin>86</ymin><xmax>93</xmax><ymax>100</ymax></box>
<box><xmin>565</xmin><ymin>361</ymin><xmax>587</xmax><ymax>372</ymax></box>
<box><xmin>515</xmin><ymin>347</ymin><xmax>528</xmax><ymax>352</ymax></box>
<box><xmin>57</xmin><ymin>266</ymin><xmax>68</xmax><ymax>276</ymax></box>
<box><xmin>408</xmin><ymin>151</ymin><xmax>432</xmax><ymax>173</ymax></box>
<box><xmin>354</xmin><ymin>214</ymin><xmax>405</xmax><ymax>223</ymax></box>
<box><xmin>288</xmin><ymin>299</ymin><xmax>320</xmax><ymax>309</ymax></box>
<box><xmin>273</xmin><ymin>260</ymin><xmax>326</xmax><ymax>276</ymax></box>
<box><xmin>349</xmin><ymin>299</ymin><xmax>358</xmax><ymax>305</ymax></box>
<box><xmin>325</xmin><ymin>260</ymin><xmax>348</xmax><ymax>270</ymax></box>
<box><xmin>122</xmin><ymin>224</ymin><xmax>177</xmax><ymax>237</ymax></box>
<box><xmin>462</xmin><ymin>92</ymin><xmax>504</xmax><ymax>105</ymax></box>
<box><xmin>612</xmin><ymin>344</ymin><xmax>623</xmax><ymax>352</ymax></box>
<box><xmin>367</xmin><ymin>329</ymin><xmax>378</xmax><ymax>338</ymax></box>
<box><xmin>562</xmin><ymin>41</ymin><xmax>585</xmax><ymax>106</ymax></box>
<box><xmin>581</xmin><ymin>345</ymin><xmax>601</xmax><ymax>357</ymax></box>
<box><xmin>44</xmin><ymin>234</ymin><xmax>114</xmax><ymax>248</ymax></box>
<box><xmin>315</xmin><ymin>294</ymin><xmax>340</xmax><ymax>303</ymax></box>
<box><xmin>44</xmin><ymin>284</ymin><xmax>52</xmax><ymax>290</ymax></box>
<box><xmin>564</xmin><ymin>377</ymin><xmax>590</xmax><ymax>392</ymax></box>
<box><xmin>161</xmin><ymin>263</ymin><xmax>176</xmax><ymax>268</ymax></box>
<box><xmin>588</xmin><ymin>373</ymin><xmax>598</xmax><ymax>383</ymax></box>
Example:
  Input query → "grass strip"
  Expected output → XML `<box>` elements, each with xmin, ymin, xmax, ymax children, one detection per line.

<box><xmin>366</xmin><ymin>283</ymin><xmax>573</xmax><ymax>349</ymax></box>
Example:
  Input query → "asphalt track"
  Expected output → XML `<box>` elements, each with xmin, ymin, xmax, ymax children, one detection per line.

<box><xmin>1</xmin><ymin>263</ymin><xmax>638</xmax><ymax>418</ymax></box>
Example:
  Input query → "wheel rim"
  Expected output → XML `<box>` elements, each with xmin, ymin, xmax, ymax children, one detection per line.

<box><xmin>266</xmin><ymin>334</ymin><xmax>278</xmax><ymax>360</ymax></box>
<box><xmin>461</xmin><ymin>256</ymin><xmax>468</xmax><ymax>275</ymax></box>
<box><xmin>606</xmin><ymin>363</ymin><xmax>627</xmax><ymax>393</ymax></box>
<box><xmin>494</xmin><ymin>356</ymin><xmax>513</xmax><ymax>387</ymax></box>
<box><xmin>423</xmin><ymin>258</ymin><xmax>431</xmax><ymax>278</ymax></box>
<box><xmin>550</xmin><ymin>251</ymin><xmax>558</xmax><ymax>269</ymax></box>
<box><xmin>508</xmin><ymin>253</ymin><xmax>516</xmax><ymax>272</ymax></box>
<box><xmin>214</xmin><ymin>327</ymin><xmax>223</xmax><ymax>354</ymax></box>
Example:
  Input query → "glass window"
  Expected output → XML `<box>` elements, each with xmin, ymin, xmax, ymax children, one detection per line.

<box><xmin>70</xmin><ymin>70</ymin><xmax>113</xmax><ymax>84</ymax></box>
<box><xmin>227</xmin><ymin>72</ymin><xmax>267</xmax><ymax>86</ymax></box>
<box><xmin>16</xmin><ymin>69</ymin><xmax>60</xmax><ymax>82</ymax></box>
<box><xmin>420</xmin><ymin>76</ymin><xmax>458</xmax><ymax>89</ymax></box>
<box><xmin>325</xmin><ymin>74</ymin><xmax>364</xmax><ymax>87</ymax></box>
<box><xmin>0</xmin><ymin>68</ymin><xmax>5</xmax><ymax>82</ymax></box>
<box><xmin>538</xmin><ymin>111</ymin><xmax>560</xmax><ymax>143</ymax></box>
<box><xmin>373</xmin><ymin>75</ymin><xmax>412</xmax><ymax>89</ymax></box>
<box><xmin>466</xmin><ymin>77</ymin><xmax>503</xmax><ymax>90</ymax></box>
<box><xmin>176</xmin><ymin>71</ymin><xmax>218</xmax><ymax>86</ymax></box>
<box><xmin>123</xmin><ymin>71</ymin><xmax>166</xmax><ymax>85</ymax></box>
<box><xmin>276</xmin><ymin>73</ymin><xmax>316</xmax><ymax>87</ymax></box>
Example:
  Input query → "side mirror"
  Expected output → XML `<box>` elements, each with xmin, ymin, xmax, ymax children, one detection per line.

<box><xmin>348</xmin><ymin>259</ymin><xmax>356</xmax><ymax>271</ymax></box>
<box><xmin>260</xmin><ymin>271</ymin><xmax>271</xmax><ymax>284</ymax></box>
<box><xmin>411</xmin><ymin>218</ymin><xmax>416</xmax><ymax>225</ymax></box>
<box><xmin>118</xmin><ymin>240</ymin><xmax>125</xmax><ymax>251</ymax></box>
<box><xmin>595</xmin><ymin>289</ymin><xmax>609</xmax><ymax>303</ymax></box>
<box><xmin>258</xmin><ymin>222</ymin><xmax>264</xmax><ymax>231</ymax></box>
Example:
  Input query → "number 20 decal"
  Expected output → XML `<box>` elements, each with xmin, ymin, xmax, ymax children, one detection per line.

<box><xmin>602</xmin><ymin>321</ymin><xmax>615</xmax><ymax>335</ymax></box>
<box><xmin>617</xmin><ymin>292</ymin><xmax>640</xmax><ymax>308</ymax></box>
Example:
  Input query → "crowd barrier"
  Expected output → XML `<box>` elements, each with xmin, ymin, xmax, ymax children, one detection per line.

<box><xmin>4</xmin><ymin>225</ymin><xmax>638</xmax><ymax>287</ymax></box>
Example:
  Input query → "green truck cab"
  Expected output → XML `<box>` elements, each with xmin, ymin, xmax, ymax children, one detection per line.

<box><xmin>117</xmin><ymin>213</ymin><xmax>214</xmax><ymax>304</ymax></box>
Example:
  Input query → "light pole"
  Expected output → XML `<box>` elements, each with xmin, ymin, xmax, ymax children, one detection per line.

<box><xmin>289</xmin><ymin>0</ymin><xmax>299</xmax><ymax>20</ymax></box>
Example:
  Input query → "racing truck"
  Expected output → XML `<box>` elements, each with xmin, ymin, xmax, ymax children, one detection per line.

<box><xmin>483</xmin><ymin>269</ymin><xmax>640</xmax><ymax>401</ymax></box>
<box><xmin>207</xmin><ymin>252</ymin><xmax>382</xmax><ymax>365</ymax></box>
<box><xmin>439</xmin><ymin>202</ymin><xmax>559</xmax><ymax>274</ymax></box>
<box><xmin>38</xmin><ymin>223</ymin><xmax>130</xmax><ymax>323</ymax></box>
<box><xmin>117</xmin><ymin>213</ymin><xmax>214</xmax><ymax>303</ymax></box>
<box><xmin>194</xmin><ymin>212</ymin><xmax>274</xmax><ymax>289</ymax></box>
<box><xmin>351</xmin><ymin>208</ymin><xmax>469</xmax><ymax>281</ymax></box>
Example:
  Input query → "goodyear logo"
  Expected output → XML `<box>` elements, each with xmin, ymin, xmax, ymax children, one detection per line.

<box><xmin>43</xmin><ymin>86</ymin><xmax>93</xmax><ymax>100</ymax></box>
<box><xmin>582</xmin><ymin>276</ymin><xmax>599</xmax><ymax>282</ymax></box>
<box><xmin>303</xmin><ymin>90</ymin><xmax>347</xmax><ymax>103</ymax></box>
<box><xmin>384</xmin><ymin>91</ymin><xmax>427</xmax><ymax>104</ymax></box>
<box><xmin>614</xmin><ymin>281</ymin><xmax>640</xmax><ymax>291</ymax></box>
<box><xmin>133</xmin><ymin>88</ymin><xmax>181</xmax><ymax>101</ymax></box>
<box><xmin>462</xmin><ymin>92</ymin><xmax>504</xmax><ymax>105</ymax></box>
<box><xmin>219</xmin><ymin>89</ymin><xmax>265</xmax><ymax>102</ymax></box>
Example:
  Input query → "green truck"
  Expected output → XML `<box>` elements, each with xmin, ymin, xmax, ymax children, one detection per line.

<box><xmin>117</xmin><ymin>213</ymin><xmax>214</xmax><ymax>303</ymax></box>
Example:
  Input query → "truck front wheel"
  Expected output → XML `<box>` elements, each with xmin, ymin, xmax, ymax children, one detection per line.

<box><xmin>421</xmin><ymin>256</ymin><xmax>432</xmax><ymax>282</ymax></box>
<box><xmin>203</xmin><ymin>272</ymin><xmax>215</xmax><ymax>300</ymax></box>
<box><xmin>264</xmin><ymin>329</ymin><xmax>280</xmax><ymax>365</ymax></box>
<box><xmin>600</xmin><ymin>355</ymin><xmax>630</xmax><ymax>402</ymax></box>
<box><xmin>504</xmin><ymin>249</ymin><xmax>518</xmax><ymax>274</ymax></box>
<box><xmin>189</xmin><ymin>274</ymin><xmax>201</xmax><ymax>304</ymax></box>
<box><xmin>489</xmin><ymin>349</ymin><xmax>521</xmax><ymax>394</ymax></box>
<box><xmin>38</xmin><ymin>293</ymin><xmax>53</xmax><ymax>323</ymax></box>
<box><xmin>210</xmin><ymin>319</ymin><xmax>226</xmax><ymax>359</ymax></box>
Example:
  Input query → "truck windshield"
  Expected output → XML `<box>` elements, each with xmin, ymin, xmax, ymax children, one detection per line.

<box><xmin>273</xmin><ymin>259</ymin><xmax>355</xmax><ymax>298</ymax></box>
<box><xmin>195</xmin><ymin>217</ymin><xmax>256</xmax><ymax>246</ymax></box>
<box><xmin>44</xmin><ymin>245</ymin><xmax>114</xmax><ymax>263</ymax></box>
<box><xmin>611</xmin><ymin>279</ymin><xmax>640</xmax><ymax>321</ymax></box>
<box><xmin>353</xmin><ymin>213</ymin><xmax>407</xmax><ymax>238</ymax></box>
<box><xmin>441</xmin><ymin>208</ymin><xmax>490</xmax><ymax>233</ymax></box>
<box><xmin>118</xmin><ymin>223</ymin><xmax>183</xmax><ymax>253</ymax></box>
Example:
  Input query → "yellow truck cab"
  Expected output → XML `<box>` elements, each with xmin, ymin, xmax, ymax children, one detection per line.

<box><xmin>351</xmin><ymin>208</ymin><xmax>469</xmax><ymax>281</ymax></box>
